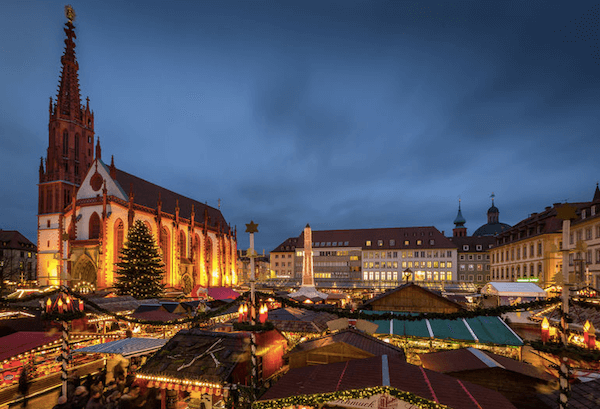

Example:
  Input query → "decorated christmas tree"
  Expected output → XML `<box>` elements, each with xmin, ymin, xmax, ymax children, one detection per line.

<box><xmin>114</xmin><ymin>220</ymin><xmax>165</xmax><ymax>299</ymax></box>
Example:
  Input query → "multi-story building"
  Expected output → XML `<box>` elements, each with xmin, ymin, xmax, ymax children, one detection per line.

<box><xmin>489</xmin><ymin>201</ymin><xmax>593</xmax><ymax>286</ymax></box>
<box><xmin>565</xmin><ymin>185</ymin><xmax>600</xmax><ymax>288</ymax></box>
<box><xmin>237</xmin><ymin>249</ymin><xmax>270</xmax><ymax>283</ymax></box>
<box><xmin>0</xmin><ymin>230</ymin><xmax>37</xmax><ymax>286</ymax></box>
<box><xmin>270</xmin><ymin>227</ymin><xmax>457</xmax><ymax>289</ymax></box>
<box><xmin>448</xmin><ymin>200</ymin><xmax>500</xmax><ymax>287</ymax></box>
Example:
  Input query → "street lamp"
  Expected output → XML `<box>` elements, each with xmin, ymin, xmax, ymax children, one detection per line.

<box><xmin>403</xmin><ymin>268</ymin><xmax>413</xmax><ymax>284</ymax></box>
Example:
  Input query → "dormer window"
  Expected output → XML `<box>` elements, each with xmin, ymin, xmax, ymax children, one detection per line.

<box><xmin>592</xmin><ymin>206</ymin><xmax>596</xmax><ymax>216</ymax></box>
<box><xmin>476</xmin><ymin>245</ymin><xmax>482</xmax><ymax>251</ymax></box>
<box><xmin>378</xmin><ymin>240</ymin><xmax>383</xmax><ymax>246</ymax></box>
<box><xmin>417</xmin><ymin>240</ymin><xmax>422</xmax><ymax>245</ymax></box>
<box><xmin>463</xmin><ymin>245</ymin><xmax>469</xmax><ymax>251</ymax></box>
<box><xmin>582</xmin><ymin>209</ymin><xmax>587</xmax><ymax>219</ymax></box>
<box><xmin>404</xmin><ymin>240</ymin><xmax>409</xmax><ymax>246</ymax></box>
<box><xmin>366</xmin><ymin>240</ymin><xmax>372</xmax><ymax>246</ymax></box>
<box><xmin>390</xmin><ymin>239</ymin><xmax>395</xmax><ymax>246</ymax></box>
<box><xmin>429</xmin><ymin>239</ymin><xmax>435</xmax><ymax>245</ymax></box>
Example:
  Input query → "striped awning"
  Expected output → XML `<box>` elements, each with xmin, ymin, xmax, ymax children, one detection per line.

<box><xmin>363</xmin><ymin>312</ymin><xmax>523</xmax><ymax>346</ymax></box>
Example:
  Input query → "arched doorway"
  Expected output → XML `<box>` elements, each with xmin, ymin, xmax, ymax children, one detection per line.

<box><xmin>72</xmin><ymin>256</ymin><xmax>97</xmax><ymax>285</ymax></box>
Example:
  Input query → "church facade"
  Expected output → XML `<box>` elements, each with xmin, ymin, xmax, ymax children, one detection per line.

<box><xmin>37</xmin><ymin>9</ymin><xmax>237</xmax><ymax>292</ymax></box>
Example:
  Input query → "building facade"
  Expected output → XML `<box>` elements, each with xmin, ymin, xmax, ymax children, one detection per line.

<box><xmin>490</xmin><ymin>204</ymin><xmax>570</xmax><ymax>286</ymax></box>
<box><xmin>37</xmin><ymin>9</ymin><xmax>237</xmax><ymax>292</ymax></box>
<box><xmin>270</xmin><ymin>227</ymin><xmax>457</xmax><ymax>289</ymax></box>
<box><xmin>564</xmin><ymin>185</ymin><xmax>600</xmax><ymax>288</ymax></box>
<box><xmin>0</xmin><ymin>230</ymin><xmax>37</xmax><ymax>287</ymax></box>
<box><xmin>448</xmin><ymin>200</ymin><xmax>497</xmax><ymax>287</ymax></box>
<box><xmin>237</xmin><ymin>249</ymin><xmax>270</xmax><ymax>283</ymax></box>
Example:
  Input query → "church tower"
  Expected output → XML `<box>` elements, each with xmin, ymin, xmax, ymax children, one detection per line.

<box><xmin>453</xmin><ymin>199</ymin><xmax>467</xmax><ymax>237</ymax></box>
<box><xmin>38</xmin><ymin>6</ymin><xmax>95</xmax><ymax>285</ymax></box>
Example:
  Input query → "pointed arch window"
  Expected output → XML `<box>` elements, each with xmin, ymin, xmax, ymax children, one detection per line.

<box><xmin>89</xmin><ymin>212</ymin><xmax>101</xmax><ymax>239</ymax></box>
<box><xmin>75</xmin><ymin>133</ymin><xmax>80</xmax><ymax>159</ymax></box>
<box><xmin>179</xmin><ymin>230</ymin><xmax>186</xmax><ymax>258</ymax></box>
<box><xmin>160</xmin><ymin>227</ymin><xmax>170</xmax><ymax>283</ymax></box>
<box><xmin>63</xmin><ymin>130</ymin><xmax>69</xmax><ymax>156</ymax></box>
<box><xmin>114</xmin><ymin>219</ymin><xmax>124</xmax><ymax>264</ymax></box>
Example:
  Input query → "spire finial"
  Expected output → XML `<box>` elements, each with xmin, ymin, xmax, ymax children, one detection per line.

<box><xmin>490</xmin><ymin>192</ymin><xmax>495</xmax><ymax>205</ymax></box>
<box><xmin>64</xmin><ymin>5</ymin><xmax>76</xmax><ymax>22</ymax></box>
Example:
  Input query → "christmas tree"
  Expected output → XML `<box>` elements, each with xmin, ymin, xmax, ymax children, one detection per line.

<box><xmin>114</xmin><ymin>220</ymin><xmax>165</xmax><ymax>299</ymax></box>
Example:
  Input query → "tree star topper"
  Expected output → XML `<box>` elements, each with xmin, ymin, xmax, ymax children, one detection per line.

<box><xmin>65</xmin><ymin>5</ymin><xmax>76</xmax><ymax>22</ymax></box>
<box><xmin>245</xmin><ymin>220</ymin><xmax>259</xmax><ymax>234</ymax></box>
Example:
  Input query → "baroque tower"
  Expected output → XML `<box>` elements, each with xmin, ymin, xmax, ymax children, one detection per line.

<box><xmin>38</xmin><ymin>6</ymin><xmax>95</xmax><ymax>285</ymax></box>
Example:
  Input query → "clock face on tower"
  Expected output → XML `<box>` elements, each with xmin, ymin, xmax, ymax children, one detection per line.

<box><xmin>90</xmin><ymin>172</ymin><xmax>103</xmax><ymax>191</ymax></box>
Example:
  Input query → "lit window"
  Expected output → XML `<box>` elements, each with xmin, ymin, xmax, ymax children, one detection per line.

<box><xmin>378</xmin><ymin>240</ymin><xmax>383</xmax><ymax>246</ymax></box>
<box><xmin>366</xmin><ymin>240</ymin><xmax>372</xmax><ymax>246</ymax></box>
<box><xmin>404</xmin><ymin>240</ymin><xmax>409</xmax><ymax>246</ymax></box>
<box><xmin>417</xmin><ymin>240</ymin><xmax>422</xmax><ymax>245</ymax></box>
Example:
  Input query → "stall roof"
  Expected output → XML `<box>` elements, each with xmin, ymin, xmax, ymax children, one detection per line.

<box><xmin>74</xmin><ymin>337</ymin><xmax>168</xmax><ymax>358</ymax></box>
<box><xmin>481</xmin><ymin>282</ymin><xmax>547</xmax><ymax>297</ymax></box>
<box><xmin>258</xmin><ymin>355</ymin><xmax>516</xmax><ymax>409</ymax></box>
<box><xmin>0</xmin><ymin>332</ymin><xmax>61</xmax><ymax>361</ymax></box>
<box><xmin>363</xmin><ymin>312</ymin><xmax>523</xmax><ymax>346</ymax></box>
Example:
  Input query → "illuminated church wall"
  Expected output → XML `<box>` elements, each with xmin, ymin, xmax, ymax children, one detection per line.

<box><xmin>37</xmin><ymin>10</ymin><xmax>237</xmax><ymax>292</ymax></box>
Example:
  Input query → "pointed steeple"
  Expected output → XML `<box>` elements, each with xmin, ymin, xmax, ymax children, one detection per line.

<box><xmin>453</xmin><ymin>199</ymin><xmax>466</xmax><ymax>227</ymax></box>
<box><xmin>453</xmin><ymin>199</ymin><xmax>467</xmax><ymax>237</ymax></box>
<box><xmin>593</xmin><ymin>183</ymin><xmax>600</xmax><ymax>203</ymax></box>
<box><xmin>56</xmin><ymin>6</ymin><xmax>81</xmax><ymax>120</ymax></box>
<box><xmin>95</xmin><ymin>137</ymin><xmax>101</xmax><ymax>160</ymax></box>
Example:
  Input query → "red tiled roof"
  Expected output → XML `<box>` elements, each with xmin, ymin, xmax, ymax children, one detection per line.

<box><xmin>272</xmin><ymin>227</ymin><xmax>456</xmax><ymax>252</ymax></box>
<box><xmin>420</xmin><ymin>348</ymin><xmax>554</xmax><ymax>382</ymax></box>
<box><xmin>113</xmin><ymin>167</ymin><xmax>228</xmax><ymax>229</ymax></box>
<box><xmin>0</xmin><ymin>332</ymin><xmax>60</xmax><ymax>361</ymax></box>
<box><xmin>258</xmin><ymin>355</ymin><xmax>516</xmax><ymax>409</ymax></box>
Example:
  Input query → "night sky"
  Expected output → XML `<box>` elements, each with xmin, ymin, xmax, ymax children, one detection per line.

<box><xmin>1</xmin><ymin>1</ymin><xmax>599</xmax><ymax>254</ymax></box>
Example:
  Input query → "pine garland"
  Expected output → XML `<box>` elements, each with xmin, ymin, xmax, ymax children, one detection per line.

<box><xmin>252</xmin><ymin>386</ymin><xmax>452</xmax><ymax>409</ymax></box>
<box><xmin>114</xmin><ymin>220</ymin><xmax>165</xmax><ymax>299</ymax></box>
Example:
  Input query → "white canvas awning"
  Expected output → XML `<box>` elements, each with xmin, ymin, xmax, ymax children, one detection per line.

<box><xmin>482</xmin><ymin>282</ymin><xmax>547</xmax><ymax>298</ymax></box>
<box><xmin>74</xmin><ymin>337</ymin><xmax>168</xmax><ymax>358</ymax></box>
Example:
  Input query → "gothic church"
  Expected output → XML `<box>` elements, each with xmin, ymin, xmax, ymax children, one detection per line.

<box><xmin>37</xmin><ymin>8</ymin><xmax>237</xmax><ymax>293</ymax></box>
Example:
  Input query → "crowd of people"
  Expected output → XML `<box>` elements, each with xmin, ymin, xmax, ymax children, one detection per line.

<box><xmin>51</xmin><ymin>365</ymin><xmax>161</xmax><ymax>409</ymax></box>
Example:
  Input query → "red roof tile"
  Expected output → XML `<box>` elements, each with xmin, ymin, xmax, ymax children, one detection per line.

<box><xmin>113</xmin><ymin>167</ymin><xmax>228</xmax><ymax>229</ymax></box>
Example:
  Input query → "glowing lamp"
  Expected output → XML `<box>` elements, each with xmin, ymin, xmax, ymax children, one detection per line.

<box><xmin>238</xmin><ymin>304</ymin><xmax>244</xmax><ymax>323</ymax></box>
<box><xmin>583</xmin><ymin>320</ymin><xmax>596</xmax><ymax>349</ymax></box>
<box><xmin>46</xmin><ymin>298</ymin><xmax>52</xmax><ymax>313</ymax></box>
<box><xmin>78</xmin><ymin>299</ymin><xmax>84</xmax><ymax>312</ymax></box>
<box><xmin>541</xmin><ymin>317</ymin><xmax>550</xmax><ymax>343</ymax></box>
<box><xmin>57</xmin><ymin>298</ymin><xmax>63</xmax><ymax>314</ymax></box>
<box><xmin>259</xmin><ymin>304</ymin><xmax>268</xmax><ymax>324</ymax></box>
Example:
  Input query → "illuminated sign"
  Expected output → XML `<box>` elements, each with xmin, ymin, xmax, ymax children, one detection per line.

<box><xmin>516</xmin><ymin>277</ymin><xmax>539</xmax><ymax>282</ymax></box>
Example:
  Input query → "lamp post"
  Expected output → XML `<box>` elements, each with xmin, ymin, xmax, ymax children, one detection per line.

<box><xmin>403</xmin><ymin>268</ymin><xmax>413</xmax><ymax>284</ymax></box>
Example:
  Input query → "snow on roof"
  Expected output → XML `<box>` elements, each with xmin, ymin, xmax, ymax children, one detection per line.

<box><xmin>483</xmin><ymin>282</ymin><xmax>547</xmax><ymax>297</ymax></box>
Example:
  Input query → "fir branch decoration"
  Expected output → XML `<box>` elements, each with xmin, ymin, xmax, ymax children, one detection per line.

<box><xmin>114</xmin><ymin>220</ymin><xmax>165</xmax><ymax>299</ymax></box>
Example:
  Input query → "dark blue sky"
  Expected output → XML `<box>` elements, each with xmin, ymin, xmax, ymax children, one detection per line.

<box><xmin>1</xmin><ymin>1</ymin><xmax>599</xmax><ymax>254</ymax></box>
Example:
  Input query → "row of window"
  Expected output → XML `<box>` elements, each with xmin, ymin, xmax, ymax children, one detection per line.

<box><xmin>0</xmin><ymin>250</ymin><xmax>33</xmax><ymax>259</ymax></box>
<box><xmin>491</xmin><ymin>263</ymin><xmax>543</xmax><ymax>279</ymax></box>
<box><xmin>459</xmin><ymin>264</ymin><xmax>488</xmax><ymax>271</ymax></box>
<box><xmin>365</xmin><ymin>239</ymin><xmax>437</xmax><ymax>247</ymax></box>
<box><xmin>492</xmin><ymin>242</ymin><xmax>544</xmax><ymax>263</ymax></box>
<box><xmin>273</xmin><ymin>253</ymin><xmax>292</xmax><ymax>259</ymax></box>
<box><xmin>568</xmin><ymin>249</ymin><xmax>600</xmax><ymax>265</ymax></box>
<box><xmin>570</xmin><ymin>225</ymin><xmax>600</xmax><ymax>243</ymax></box>
<box><xmin>401</xmin><ymin>261</ymin><xmax>452</xmax><ymax>269</ymax></box>
<box><xmin>460</xmin><ymin>254</ymin><xmax>489</xmax><ymax>260</ymax></box>
<box><xmin>459</xmin><ymin>274</ymin><xmax>489</xmax><ymax>282</ymax></box>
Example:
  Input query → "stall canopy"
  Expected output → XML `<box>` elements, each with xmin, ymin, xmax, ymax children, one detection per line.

<box><xmin>0</xmin><ymin>332</ymin><xmax>60</xmax><ymax>361</ymax></box>
<box><xmin>363</xmin><ymin>311</ymin><xmax>523</xmax><ymax>346</ymax></box>
<box><xmin>74</xmin><ymin>337</ymin><xmax>168</xmax><ymax>358</ymax></box>
<box><xmin>481</xmin><ymin>282</ymin><xmax>547</xmax><ymax>298</ymax></box>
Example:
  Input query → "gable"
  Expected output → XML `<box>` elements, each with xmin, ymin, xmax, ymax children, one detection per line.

<box><xmin>77</xmin><ymin>159</ymin><xmax>127</xmax><ymax>201</ymax></box>
<box><xmin>369</xmin><ymin>284</ymin><xmax>463</xmax><ymax>313</ymax></box>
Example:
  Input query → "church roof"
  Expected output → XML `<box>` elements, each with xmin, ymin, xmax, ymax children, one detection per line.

<box><xmin>472</xmin><ymin>222</ymin><xmax>511</xmax><ymax>237</ymax></box>
<box><xmin>113</xmin><ymin>167</ymin><xmax>228</xmax><ymax>229</ymax></box>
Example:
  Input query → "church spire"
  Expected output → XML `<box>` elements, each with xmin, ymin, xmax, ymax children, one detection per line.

<box><xmin>56</xmin><ymin>5</ymin><xmax>81</xmax><ymax>120</ymax></box>
<box><xmin>452</xmin><ymin>199</ymin><xmax>467</xmax><ymax>237</ymax></box>
<box><xmin>593</xmin><ymin>182</ymin><xmax>600</xmax><ymax>203</ymax></box>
